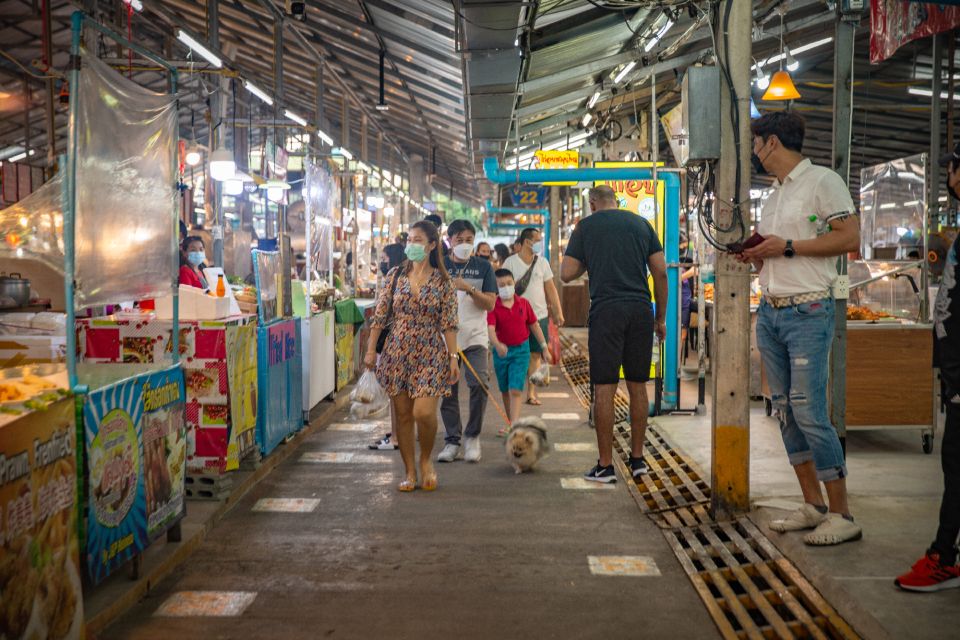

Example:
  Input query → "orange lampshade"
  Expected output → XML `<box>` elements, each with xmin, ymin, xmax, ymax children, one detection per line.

<box><xmin>761</xmin><ymin>70</ymin><xmax>801</xmax><ymax>101</ymax></box>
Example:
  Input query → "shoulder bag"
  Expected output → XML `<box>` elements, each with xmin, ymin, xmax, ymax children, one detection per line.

<box><xmin>375</xmin><ymin>267</ymin><xmax>403</xmax><ymax>354</ymax></box>
<box><xmin>514</xmin><ymin>255</ymin><xmax>539</xmax><ymax>297</ymax></box>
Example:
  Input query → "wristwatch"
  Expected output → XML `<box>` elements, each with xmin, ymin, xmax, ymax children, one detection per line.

<box><xmin>783</xmin><ymin>239</ymin><xmax>796</xmax><ymax>258</ymax></box>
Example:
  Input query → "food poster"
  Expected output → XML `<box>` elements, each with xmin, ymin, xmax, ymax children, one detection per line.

<box><xmin>224</xmin><ymin>324</ymin><xmax>257</xmax><ymax>471</ymax></box>
<box><xmin>0</xmin><ymin>397</ymin><xmax>84</xmax><ymax>640</ymax></box>
<box><xmin>83</xmin><ymin>365</ymin><xmax>186</xmax><ymax>584</ymax></box>
<box><xmin>334</xmin><ymin>323</ymin><xmax>354</xmax><ymax>391</ymax></box>
<box><xmin>183</xmin><ymin>323</ymin><xmax>230</xmax><ymax>473</ymax></box>
<box><xmin>594</xmin><ymin>161</ymin><xmax>666</xmax><ymax>380</ymax></box>
<box><xmin>140</xmin><ymin>366</ymin><xmax>186</xmax><ymax>540</ymax></box>
<box><xmin>256</xmin><ymin>320</ymin><xmax>303</xmax><ymax>456</ymax></box>
<box><xmin>76</xmin><ymin>317</ymin><xmax>191</xmax><ymax>364</ymax></box>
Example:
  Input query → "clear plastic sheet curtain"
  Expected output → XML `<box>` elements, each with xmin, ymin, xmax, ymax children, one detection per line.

<box><xmin>74</xmin><ymin>51</ymin><xmax>177</xmax><ymax>308</ymax></box>
<box><xmin>859</xmin><ymin>154</ymin><xmax>926</xmax><ymax>261</ymax></box>
<box><xmin>0</xmin><ymin>173</ymin><xmax>65</xmax><ymax>272</ymax></box>
<box><xmin>304</xmin><ymin>161</ymin><xmax>336</xmax><ymax>289</ymax></box>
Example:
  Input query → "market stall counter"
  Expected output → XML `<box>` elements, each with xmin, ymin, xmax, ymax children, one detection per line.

<box><xmin>76</xmin><ymin>314</ymin><xmax>258</xmax><ymax>474</ymax></box>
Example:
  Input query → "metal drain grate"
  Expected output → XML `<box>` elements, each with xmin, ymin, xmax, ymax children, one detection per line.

<box><xmin>664</xmin><ymin>519</ymin><xmax>860</xmax><ymax>640</ymax></box>
<box><xmin>613</xmin><ymin>424</ymin><xmax>711</xmax><ymax>513</ymax></box>
<box><xmin>558</xmin><ymin>331</ymin><xmax>862</xmax><ymax>640</ymax></box>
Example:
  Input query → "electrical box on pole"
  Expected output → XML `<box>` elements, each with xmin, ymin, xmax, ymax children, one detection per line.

<box><xmin>681</xmin><ymin>66</ymin><xmax>721</xmax><ymax>165</ymax></box>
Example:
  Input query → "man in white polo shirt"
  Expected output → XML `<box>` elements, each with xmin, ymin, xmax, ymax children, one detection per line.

<box><xmin>739</xmin><ymin>112</ymin><xmax>862</xmax><ymax>546</ymax></box>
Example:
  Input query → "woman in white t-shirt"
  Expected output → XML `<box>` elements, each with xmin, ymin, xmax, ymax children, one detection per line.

<box><xmin>503</xmin><ymin>227</ymin><xmax>564</xmax><ymax>405</ymax></box>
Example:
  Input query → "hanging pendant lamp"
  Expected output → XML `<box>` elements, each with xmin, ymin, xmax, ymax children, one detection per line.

<box><xmin>762</xmin><ymin>71</ymin><xmax>801</xmax><ymax>101</ymax></box>
<box><xmin>761</xmin><ymin>7</ymin><xmax>801</xmax><ymax>102</ymax></box>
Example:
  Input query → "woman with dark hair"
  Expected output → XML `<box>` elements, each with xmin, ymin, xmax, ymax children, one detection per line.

<box><xmin>365</xmin><ymin>220</ymin><xmax>460</xmax><ymax>492</ymax></box>
<box><xmin>179</xmin><ymin>235</ymin><xmax>208</xmax><ymax>289</ymax></box>
<box><xmin>493</xmin><ymin>243</ymin><xmax>510</xmax><ymax>266</ymax></box>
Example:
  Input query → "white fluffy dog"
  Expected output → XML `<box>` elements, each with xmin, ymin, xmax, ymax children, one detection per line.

<box><xmin>505</xmin><ymin>417</ymin><xmax>548</xmax><ymax>474</ymax></box>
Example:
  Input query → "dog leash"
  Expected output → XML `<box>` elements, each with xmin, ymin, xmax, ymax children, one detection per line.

<box><xmin>457</xmin><ymin>349</ymin><xmax>513</xmax><ymax>428</ymax></box>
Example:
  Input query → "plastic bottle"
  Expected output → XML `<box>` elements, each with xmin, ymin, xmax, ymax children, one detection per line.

<box><xmin>652</xmin><ymin>335</ymin><xmax>660</xmax><ymax>365</ymax></box>
<box><xmin>216</xmin><ymin>274</ymin><xmax>226</xmax><ymax>298</ymax></box>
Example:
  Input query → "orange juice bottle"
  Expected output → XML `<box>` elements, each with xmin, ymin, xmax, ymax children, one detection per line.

<box><xmin>216</xmin><ymin>274</ymin><xmax>226</xmax><ymax>298</ymax></box>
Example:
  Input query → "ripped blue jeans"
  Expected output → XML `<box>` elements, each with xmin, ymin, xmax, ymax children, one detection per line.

<box><xmin>756</xmin><ymin>297</ymin><xmax>847</xmax><ymax>482</ymax></box>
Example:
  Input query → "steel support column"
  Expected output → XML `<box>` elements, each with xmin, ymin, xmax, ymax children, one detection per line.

<box><xmin>830</xmin><ymin>15</ymin><xmax>855</xmax><ymax>451</ymax></box>
<box><xmin>710</xmin><ymin>0</ymin><xmax>752</xmax><ymax>518</ymax></box>
<box><xmin>208</xmin><ymin>0</ymin><xmax>224</xmax><ymax>267</ymax></box>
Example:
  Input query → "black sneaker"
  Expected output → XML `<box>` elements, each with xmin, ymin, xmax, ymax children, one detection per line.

<box><xmin>629</xmin><ymin>456</ymin><xmax>649</xmax><ymax>478</ymax></box>
<box><xmin>583</xmin><ymin>462</ymin><xmax>617</xmax><ymax>484</ymax></box>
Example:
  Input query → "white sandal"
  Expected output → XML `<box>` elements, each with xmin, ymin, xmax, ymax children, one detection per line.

<box><xmin>803</xmin><ymin>513</ymin><xmax>862</xmax><ymax>546</ymax></box>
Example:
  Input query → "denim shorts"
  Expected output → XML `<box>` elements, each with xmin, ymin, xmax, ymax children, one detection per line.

<box><xmin>756</xmin><ymin>297</ymin><xmax>847</xmax><ymax>482</ymax></box>
<box><xmin>493</xmin><ymin>342</ymin><xmax>531</xmax><ymax>392</ymax></box>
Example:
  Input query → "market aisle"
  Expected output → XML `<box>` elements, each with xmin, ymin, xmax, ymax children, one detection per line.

<box><xmin>107</xmin><ymin>371</ymin><xmax>719</xmax><ymax>640</ymax></box>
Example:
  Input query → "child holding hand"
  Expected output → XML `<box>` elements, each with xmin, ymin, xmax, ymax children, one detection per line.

<box><xmin>487</xmin><ymin>269</ymin><xmax>551</xmax><ymax>430</ymax></box>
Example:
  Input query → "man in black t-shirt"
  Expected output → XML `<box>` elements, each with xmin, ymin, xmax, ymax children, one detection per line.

<box><xmin>561</xmin><ymin>185</ymin><xmax>668</xmax><ymax>484</ymax></box>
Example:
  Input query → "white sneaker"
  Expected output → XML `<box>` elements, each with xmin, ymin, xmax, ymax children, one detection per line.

<box><xmin>768</xmin><ymin>503</ymin><xmax>828</xmax><ymax>533</ymax></box>
<box><xmin>437</xmin><ymin>443</ymin><xmax>461</xmax><ymax>463</ymax></box>
<box><xmin>463</xmin><ymin>437</ymin><xmax>481</xmax><ymax>462</ymax></box>
<box><xmin>803</xmin><ymin>513</ymin><xmax>863</xmax><ymax>546</ymax></box>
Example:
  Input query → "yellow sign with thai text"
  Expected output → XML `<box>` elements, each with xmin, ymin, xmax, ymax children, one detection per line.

<box><xmin>534</xmin><ymin>150</ymin><xmax>579</xmax><ymax>186</ymax></box>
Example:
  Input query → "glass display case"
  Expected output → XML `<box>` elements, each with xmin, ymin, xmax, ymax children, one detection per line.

<box><xmin>847</xmin><ymin>260</ymin><xmax>924</xmax><ymax>322</ymax></box>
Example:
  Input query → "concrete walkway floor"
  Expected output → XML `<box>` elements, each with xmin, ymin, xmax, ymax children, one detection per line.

<box><xmin>107</xmin><ymin>370</ymin><xmax>720</xmax><ymax>639</ymax></box>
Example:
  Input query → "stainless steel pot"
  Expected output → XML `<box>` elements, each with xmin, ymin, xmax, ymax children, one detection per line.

<box><xmin>0</xmin><ymin>272</ymin><xmax>31</xmax><ymax>307</ymax></box>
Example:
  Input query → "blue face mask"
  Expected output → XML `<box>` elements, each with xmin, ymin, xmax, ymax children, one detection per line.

<box><xmin>405</xmin><ymin>243</ymin><xmax>427</xmax><ymax>263</ymax></box>
<box><xmin>531</xmin><ymin>241</ymin><xmax>543</xmax><ymax>254</ymax></box>
<box><xmin>187</xmin><ymin>251</ymin><xmax>206</xmax><ymax>266</ymax></box>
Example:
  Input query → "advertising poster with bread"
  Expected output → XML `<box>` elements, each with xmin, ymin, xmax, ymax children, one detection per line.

<box><xmin>84</xmin><ymin>365</ymin><xmax>186</xmax><ymax>584</ymax></box>
<box><xmin>0</xmin><ymin>396</ymin><xmax>84</xmax><ymax>640</ymax></box>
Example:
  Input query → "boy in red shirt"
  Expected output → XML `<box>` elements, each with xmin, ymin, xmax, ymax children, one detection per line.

<box><xmin>487</xmin><ymin>269</ymin><xmax>551</xmax><ymax>428</ymax></box>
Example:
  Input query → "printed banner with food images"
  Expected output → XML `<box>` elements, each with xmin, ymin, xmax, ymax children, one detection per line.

<box><xmin>140</xmin><ymin>366</ymin><xmax>186</xmax><ymax>540</ymax></box>
<box><xmin>224</xmin><ymin>324</ymin><xmax>257</xmax><ymax>471</ymax></box>
<box><xmin>84</xmin><ymin>365</ymin><xmax>186</xmax><ymax>584</ymax></box>
<box><xmin>0</xmin><ymin>396</ymin><xmax>84</xmax><ymax>640</ymax></box>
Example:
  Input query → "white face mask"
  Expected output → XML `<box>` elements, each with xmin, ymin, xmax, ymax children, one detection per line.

<box><xmin>498</xmin><ymin>285</ymin><xmax>515</xmax><ymax>299</ymax></box>
<box><xmin>531</xmin><ymin>240</ymin><xmax>543</xmax><ymax>254</ymax></box>
<box><xmin>452</xmin><ymin>243</ymin><xmax>474</xmax><ymax>260</ymax></box>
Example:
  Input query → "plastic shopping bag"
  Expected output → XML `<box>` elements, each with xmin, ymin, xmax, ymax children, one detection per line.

<box><xmin>351</xmin><ymin>370</ymin><xmax>387</xmax><ymax>405</ymax></box>
<box><xmin>350</xmin><ymin>400</ymin><xmax>389</xmax><ymax>420</ymax></box>
<box><xmin>529</xmin><ymin>363</ymin><xmax>551</xmax><ymax>387</ymax></box>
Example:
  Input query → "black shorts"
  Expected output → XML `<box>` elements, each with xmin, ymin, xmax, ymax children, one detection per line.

<box><xmin>588</xmin><ymin>301</ymin><xmax>654</xmax><ymax>385</ymax></box>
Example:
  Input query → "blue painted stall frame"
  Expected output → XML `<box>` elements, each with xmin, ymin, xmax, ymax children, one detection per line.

<box><xmin>483</xmin><ymin>157</ymin><xmax>681</xmax><ymax>411</ymax></box>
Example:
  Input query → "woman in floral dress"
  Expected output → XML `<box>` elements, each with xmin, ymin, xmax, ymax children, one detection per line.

<box><xmin>365</xmin><ymin>220</ymin><xmax>460</xmax><ymax>492</ymax></box>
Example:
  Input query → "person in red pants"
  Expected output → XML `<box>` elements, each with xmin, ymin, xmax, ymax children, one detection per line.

<box><xmin>895</xmin><ymin>158</ymin><xmax>960</xmax><ymax>592</ymax></box>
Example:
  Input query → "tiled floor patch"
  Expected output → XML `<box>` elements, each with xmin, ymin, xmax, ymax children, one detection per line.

<box><xmin>327</xmin><ymin>422</ymin><xmax>380</xmax><ymax>432</ymax></box>
<box><xmin>588</xmin><ymin>555</ymin><xmax>661</xmax><ymax>577</ymax></box>
<box><xmin>300</xmin><ymin>452</ymin><xmax>354</xmax><ymax>463</ymax></box>
<box><xmin>542</xmin><ymin>413</ymin><xmax>581</xmax><ymax>421</ymax></box>
<box><xmin>154</xmin><ymin>591</ymin><xmax>258</xmax><ymax>617</ymax></box>
<box><xmin>252</xmin><ymin>498</ymin><xmax>321</xmax><ymax>513</ymax></box>
<box><xmin>554</xmin><ymin>442</ymin><xmax>595</xmax><ymax>452</ymax></box>
<box><xmin>561</xmin><ymin>477</ymin><xmax>616</xmax><ymax>490</ymax></box>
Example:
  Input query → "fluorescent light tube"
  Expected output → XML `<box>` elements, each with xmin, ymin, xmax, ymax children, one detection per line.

<box><xmin>176</xmin><ymin>30</ymin><xmax>223</xmax><ymax>68</ymax></box>
<box><xmin>284</xmin><ymin>109</ymin><xmax>307</xmax><ymax>126</ymax></box>
<box><xmin>581</xmin><ymin>113</ymin><xmax>592</xmax><ymax>127</ymax></box>
<box><xmin>614</xmin><ymin>61</ymin><xmax>636</xmax><ymax>84</ymax></box>
<box><xmin>316</xmin><ymin>129</ymin><xmax>334</xmax><ymax>146</ymax></box>
<box><xmin>644</xmin><ymin>19</ymin><xmax>674</xmax><ymax>52</ymax></box>
<box><xmin>587</xmin><ymin>91</ymin><xmax>601</xmax><ymax>108</ymax></box>
<box><xmin>332</xmin><ymin>147</ymin><xmax>353</xmax><ymax>160</ymax></box>
<box><xmin>244</xmin><ymin>81</ymin><xmax>273</xmax><ymax>105</ymax></box>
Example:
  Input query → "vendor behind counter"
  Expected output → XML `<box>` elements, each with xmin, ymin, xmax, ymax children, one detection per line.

<box><xmin>179</xmin><ymin>235</ymin><xmax>209</xmax><ymax>289</ymax></box>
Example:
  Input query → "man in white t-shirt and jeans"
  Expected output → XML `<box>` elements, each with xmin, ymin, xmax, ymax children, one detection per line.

<box><xmin>738</xmin><ymin>112</ymin><xmax>862</xmax><ymax>546</ymax></box>
<box><xmin>503</xmin><ymin>227</ymin><xmax>564</xmax><ymax>405</ymax></box>
<box><xmin>438</xmin><ymin>219</ymin><xmax>498</xmax><ymax>463</ymax></box>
